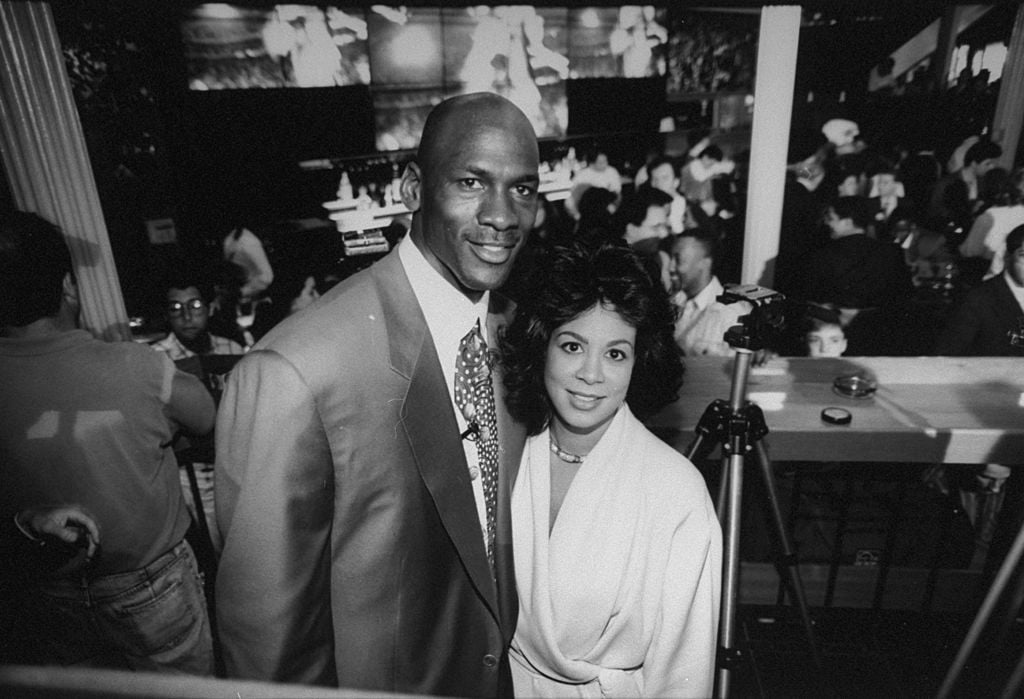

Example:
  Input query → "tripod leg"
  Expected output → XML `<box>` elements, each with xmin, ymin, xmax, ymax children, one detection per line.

<box><xmin>685</xmin><ymin>432</ymin><xmax>707</xmax><ymax>464</ymax></box>
<box><xmin>716</xmin><ymin>454</ymin><xmax>730</xmax><ymax>517</ymax></box>
<box><xmin>939</xmin><ymin>519</ymin><xmax>1024</xmax><ymax>698</ymax></box>
<box><xmin>753</xmin><ymin>441</ymin><xmax>822</xmax><ymax>670</ymax></box>
<box><xmin>716</xmin><ymin>451</ymin><xmax>745</xmax><ymax>699</ymax></box>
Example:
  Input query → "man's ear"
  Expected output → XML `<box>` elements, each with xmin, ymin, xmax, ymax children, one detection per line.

<box><xmin>61</xmin><ymin>272</ymin><xmax>79</xmax><ymax>305</ymax></box>
<box><xmin>400</xmin><ymin>161</ymin><xmax>423</xmax><ymax>213</ymax></box>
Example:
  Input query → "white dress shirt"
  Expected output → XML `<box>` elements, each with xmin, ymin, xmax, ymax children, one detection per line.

<box><xmin>399</xmin><ymin>235</ymin><xmax>490</xmax><ymax>544</ymax></box>
<box><xmin>673</xmin><ymin>276</ymin><xmax>750</xmax><ymax>356</ymax></box>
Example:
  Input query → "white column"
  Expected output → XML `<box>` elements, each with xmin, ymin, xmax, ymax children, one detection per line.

<box><xmin>992</xmin><ymin>3</ymin><xmax>1024</xmax><ymax>172</ymax></box>
<box><xmin>741</xmin><ymin>5</ymin><xmax>802</xmax><ymax>288</ymax></box>
<box><xmin>0</xmin><ymin>1</ymin><xmax>130</xmax><ymax>341</ymax></box>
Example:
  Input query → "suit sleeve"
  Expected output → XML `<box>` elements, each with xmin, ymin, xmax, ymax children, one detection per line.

<box><xmin>934</xmin><ymin>292</ymin><xmax>983</xmax><ymax>356</ymax></box>
<box><xmin>215</xmin><ymin>349</ymin><xmax>336</xmax><ymax>685</ymax></box>
<box><xmin>642</xmin><ymin>491</ymin><xmax>722</xmax><ymax>698</ymax></box>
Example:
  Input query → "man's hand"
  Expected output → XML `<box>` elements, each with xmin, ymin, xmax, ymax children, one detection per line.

<box><xmin>17</xmin><ymin>505</ymin><xmax>100</xmax><ymax>561</ymax></box>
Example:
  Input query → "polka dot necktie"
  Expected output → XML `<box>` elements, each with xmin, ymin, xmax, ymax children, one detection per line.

<box><xmin>454</xmin><ymin>319</ymin><xmax>498</xmax><ymax>574</ymax></box>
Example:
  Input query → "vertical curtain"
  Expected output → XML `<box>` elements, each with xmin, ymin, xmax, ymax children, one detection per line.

<box><xmin>0</xmin><ymin>1</ymin><xmax>130</xmax><ymax>341</ymax></box>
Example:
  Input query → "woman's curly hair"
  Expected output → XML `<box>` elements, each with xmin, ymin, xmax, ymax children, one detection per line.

<box><xmin>500</xmin><ymin>240</ymin><xmax>684</xmax><ymax>436</ymax></box>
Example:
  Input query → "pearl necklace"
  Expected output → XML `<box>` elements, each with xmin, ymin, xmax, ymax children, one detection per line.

<box><xmin>549</xmin><ymin>437</ymin><xmax>586</xmax><ymax>464</ymax></box>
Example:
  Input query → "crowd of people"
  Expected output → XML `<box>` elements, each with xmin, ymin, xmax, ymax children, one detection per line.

<box><xmin>547</xmin><ymin>113</ymin><xmax>1023</xmax><ymax>363</ymax></box>
<box><xmin>2</xmin><ymin>82</ymin><xmax>1022</xmax><ymax>697</ymax></box>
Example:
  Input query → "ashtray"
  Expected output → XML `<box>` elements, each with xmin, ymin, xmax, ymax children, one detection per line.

<box><xmin>832</xmin><ymin>374</ymin><xmax>878</xmax><ymax>399</ymax></box>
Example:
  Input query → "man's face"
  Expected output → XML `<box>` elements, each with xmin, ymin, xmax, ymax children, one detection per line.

<box><xmin>1007</xmin><ymin>245</ymin><xmax>1024</xmax><ymax>287</ymax></box>
<box><xmin>649</xmin><ymin>163</ymin><xmax>678</xmax><ymax>196</ymax></box>
<box><xmin>974</xmin><ymin>158</ymin><xmax>999</xmax><ymax>178</ymax></box>
<box><xmin>671</xmin><ymin>236</ymin><xmax>710</xmax><ymax>296</ymax></box>
<box><xmin>593</xmin><ymin>153</ymin><xmax>609</xmax><ymax>171</ymax></box>
<box><xmin>167</xmin><ymin>286</ymin><xmax>209</xmax><ymax>343</ymax></box>
<box><xmin>876</xmin><ymin>173</ymin><xmax>898</xmax><ymax>198</ymax></box>
<box><xmin>627</xmin><ymin>205</ymin><xmax>669</xmax><ymax>243</ymax></box>
<box><xmin>824</xmin><ymin>208</ymin><xmax>853</xmax><ymax>238</ymax></box>
<box><xmin>412</xmin><ymin>122</ymin><xmax>539</xmax><ymax>295</ymax></box>
<box><xmin>837</xmin><ymin>174</ymin><xmax>861</xmax><ymax>197</ymax></box>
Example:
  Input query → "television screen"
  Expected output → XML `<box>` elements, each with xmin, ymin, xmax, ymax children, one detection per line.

<box><xmin>366</xmin><ymin>6</ymin><xmax>443</xmax><ymax>88</ymax></box>
<box><xmin>182</xmin><ymin>4</ymin><xmax>369</xmax><ymax>89</ymax></box>
<box><xmin>373</xmin><ymin>88</ymin><xmax>444</xmax><ymax>152</ymax></box>
<box><xmin>666</xmin><ymin>10</ymin><xmax>758</xmax><ymax>97</ymax></box>
<box><xmin>569</xmin><ymin>6</ymin><xmax>668</xmax><ymax>79</ymax></box>
<box><xmin>441</xmin><ymin>6</ymin><xmax>568</xmax><ymax>139</ymax></box>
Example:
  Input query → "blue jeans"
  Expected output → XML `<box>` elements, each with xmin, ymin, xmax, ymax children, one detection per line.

<box><xmin>30</xmin><ymin>540</ymin><xmax>213</xmax><ymax>675</ymax></box>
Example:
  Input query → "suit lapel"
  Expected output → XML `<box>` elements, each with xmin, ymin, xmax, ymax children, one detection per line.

<box><xmin>373</xmin><ymin>253</ymin><xmax>499</xmax><ymax>621</ymax></box>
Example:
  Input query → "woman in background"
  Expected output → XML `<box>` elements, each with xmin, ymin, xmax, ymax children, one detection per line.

<box><xmin>501</xmin><ymin>241</ymin><xmax>721</xmax><ymax>698</ymax></box>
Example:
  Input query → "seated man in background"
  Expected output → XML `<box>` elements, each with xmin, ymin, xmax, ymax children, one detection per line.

<box><xmin>612</xmin><ymin>186</ymin><xmax>673</xmax><ymax>290</ymax></box>
<box><xmin>153</xmin><ymin>270</ymin><xmax>245</xmax><ymax>555</ymax></box>
<box><xmin>934</xmin><ymin>224</ymin><xmax>1024</xmax><ymax>572</ymax></box>
<box><xmin>926</xmin><ymin>138</ymin><xmax>1002</xmax><ymax>243</ymax></box>
<box><xmin>153</xmin><ymin>269</ymin><xmax>246</xmax><ymax>360</ymax></box>
<box><xmin>565</xmin><ymin>150</ymin><xmax>622</xmax><ymax>221</ymax></box>
<box><xmin>0</xmin><ymin>210</ymin><xmax>216</xmax><ymax>673</ymax></box>
<box><xmin>669</xmin><ymin>228</ymin><xmax>750</xmax><ymax>357</ymax></box>
<box><xmin>680</xmin><ymin>143</ymin><xmax>730</xmax><ymax>216</ymax></box>
<box><xmin>800</xmin><ymin>196</ymin><xmax>912</xmax><ymax>355</ymax></box>
<box><xmin>646</xmin><ymin>155</ymin><xmax>688</xmax><ymax>234</ymax></box>
<box><xmin>935</xmin><ymin>224</ymin><xmax>1024</xmax><ymax>357</ymax></box>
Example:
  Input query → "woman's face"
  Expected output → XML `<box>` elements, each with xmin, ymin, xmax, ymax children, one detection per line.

<box><xmin>544</xmin><ymin>303</ymin><xmax>636</xmax><ymax>453</ymax></box>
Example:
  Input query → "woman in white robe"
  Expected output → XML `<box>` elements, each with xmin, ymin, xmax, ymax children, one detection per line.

<box><xmin>501</xmin><ymin>242</ymin><xmax>722</xmax><ymax>698</ymax></box>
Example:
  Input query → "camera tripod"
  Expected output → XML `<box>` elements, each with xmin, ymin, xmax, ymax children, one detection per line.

<box><xmin>686</xmin><ymin>347</ymin><xmax>822</xmax><ymax>697</ymax></box>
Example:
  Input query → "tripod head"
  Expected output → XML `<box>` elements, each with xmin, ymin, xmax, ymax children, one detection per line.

<box><xmin>717</xmin><ymin>284</ymin><xmax>786</xmax><ymax>352</ymax></box>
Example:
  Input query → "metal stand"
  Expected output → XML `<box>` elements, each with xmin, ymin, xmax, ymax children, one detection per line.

<box><xmin>686</xmin><ymin>348</ymin><xmax>821</xmax><ymax>697</ymax></box>
<box><xmin>937</xmin><ymin>518</ymin><xmax>1024</xmax><ymax>698</ymax></box>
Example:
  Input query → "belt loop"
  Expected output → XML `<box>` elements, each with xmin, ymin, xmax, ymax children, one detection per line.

<box><xmin>79</xmin><ymin>575</ymin><xmax>91</xmax><ymax>607</ymax></box>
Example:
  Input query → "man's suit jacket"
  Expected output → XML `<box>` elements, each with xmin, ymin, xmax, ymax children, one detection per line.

<box><xmin>215</xmin><ymin>248</ymin><xmax>526</xmax><ymax>696</ymax></box>
<box><xmin>934</xmin><ymin>274</ymin><xmax>1024</xmax><ymax>356</ymax></box>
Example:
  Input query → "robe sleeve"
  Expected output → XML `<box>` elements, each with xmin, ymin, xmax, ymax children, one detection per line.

<box><xmin>642</xmin><ymin>491</ymin><xmax>722</xmax><ymax>698</ymax></box>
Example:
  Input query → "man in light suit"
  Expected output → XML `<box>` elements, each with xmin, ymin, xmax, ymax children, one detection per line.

<box><xmin>214</xmin><ymin>93</ymin><xmax>540</xmax><ymax>696</ymax></box>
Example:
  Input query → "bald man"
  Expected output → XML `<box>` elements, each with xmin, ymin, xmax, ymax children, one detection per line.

<box><xmin>215</xmin><ymin>93</ymin><xmax>539</xmax><ymax>695</ymax></box>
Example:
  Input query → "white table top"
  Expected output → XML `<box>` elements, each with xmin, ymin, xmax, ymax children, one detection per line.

<box><xmin>647</xmin><ymin>356</ymin><xmax>1024</xmax><ymax>464</ymax></box>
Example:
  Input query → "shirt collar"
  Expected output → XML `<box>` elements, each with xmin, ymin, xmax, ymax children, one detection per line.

<box><xmin>687</xmin><ymin>276</ymin><xmax>724</xmax><ymax>311</ymax></box>
<box><xmin>398</xmin><ymin>234</ymin><xmax>490</xmax><ymax>344</ymax></box>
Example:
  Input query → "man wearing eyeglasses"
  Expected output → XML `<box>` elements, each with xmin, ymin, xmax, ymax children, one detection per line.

<box><xmin>152</xmin><ymin>273</ymin><xmax>244</xmax><ymax>556</ymax></box>
<box><xmin>152</xmin><ymin>274</ymin><xmax>245</xmax><ymax>360</ymax></box>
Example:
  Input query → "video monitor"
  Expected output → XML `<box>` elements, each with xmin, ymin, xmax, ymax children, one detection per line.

<box><xmin>182</xmin><ymin>4</ymin><xmax>369</xmax><ymax>90</ymax></box>
<box><xmin>372</xmin><ymin>88</ymin><xmax>444</xmax><ymax>152</ymax></box>
<box><xmin>666</xmin><ymin>9</ymin><xmax>758</xmax><ymax>97</ymax></box>
<box><xmin>568</xmin><ymin>6</ymin><xmax>668</xmax><ymax>79</ymax></box>
<box><xmin>441</xmin><ymin>6</ymin><xmax>569</xmax><ymax>139</ymax></box>
<box><xmin>366</xmin><ymin>6</ymin><xmax>443</xmax><ymax>88</ymax></box>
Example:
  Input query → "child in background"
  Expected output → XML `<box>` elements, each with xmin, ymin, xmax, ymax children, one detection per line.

<box><xmin>803</xmin><ymin>303</ymin><xmax>848</xmax><ymax>357</ymax></box>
